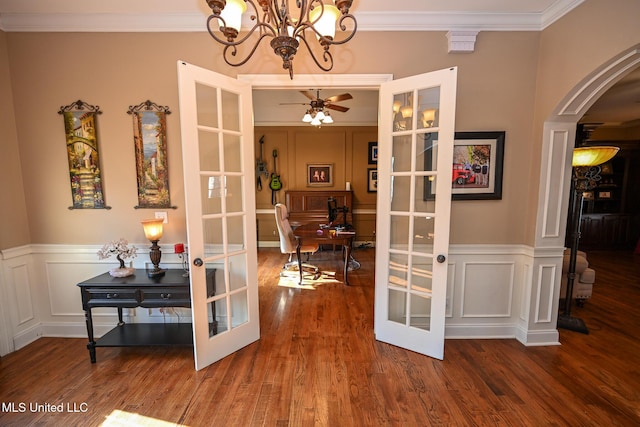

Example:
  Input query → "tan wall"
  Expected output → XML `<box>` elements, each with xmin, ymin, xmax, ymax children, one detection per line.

<box><xmin>254</xmin><ymin>126</ymin><xmax>377</xmax><ymax>243</ymax></box>
<box><xmin>3</xmin><ymin>30</ymin><xmax>542</xmax><ymax>247</ymax></box>
<box><xmin>526</xmin><ymin>0</ymin><xmax>640</xmax><ymax>241</ymax></box>
<box><xmin>0</xmin><ymin>30</ymin><xmax>30</xmax><ymax>250</ymax></box>
<box><xmin>3</xmin><ymin>6</ymin><xmax>638</xmax><ymax>249</ymax></box>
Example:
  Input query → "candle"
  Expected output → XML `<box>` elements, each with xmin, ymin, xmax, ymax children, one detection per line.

<box><xmin>174</xmin><ymin>243</ymin><xmax>185</xmax><ymax>254</ymax></box>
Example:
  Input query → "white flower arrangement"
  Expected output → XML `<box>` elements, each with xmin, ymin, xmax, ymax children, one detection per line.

<box><xmin>97</xmin><ymin>238</ymin><xmax>137</xmax><ymax>269</ymax></box>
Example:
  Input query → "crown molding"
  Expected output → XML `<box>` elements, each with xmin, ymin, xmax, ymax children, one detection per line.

<box><xmin>0</xmin><ymin>1</ymin><xmax>585</xmax><ymax>33</ymax></box>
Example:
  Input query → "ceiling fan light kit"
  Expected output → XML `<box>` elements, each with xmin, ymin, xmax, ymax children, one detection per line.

<box><xmin>205</xmin><ymin>0</ymin><xmax>357</xmax><ymax>79</ymax></box>
<box><xmin>281</xmin><ymin>89</ymin><xmax>352</xmax><ymax>126</ymax></box>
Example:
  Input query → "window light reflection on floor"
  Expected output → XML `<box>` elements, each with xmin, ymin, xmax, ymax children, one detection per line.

<box><xmin>102</xmin><ymin>409</ymin><xmax>188</xmax><ymax>427</ymax></box>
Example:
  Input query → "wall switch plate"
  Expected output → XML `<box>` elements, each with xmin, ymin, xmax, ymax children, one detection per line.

<box><xmin>155</xmin><ymin>211</ymin><xmax>168</xmax><ymax>224</ymax></box>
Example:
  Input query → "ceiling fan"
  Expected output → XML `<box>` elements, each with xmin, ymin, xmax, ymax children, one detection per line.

<box><xmin>281</xmin><ymin>89</ymin><xmax>353</xmax><ymax>113</ymax></box>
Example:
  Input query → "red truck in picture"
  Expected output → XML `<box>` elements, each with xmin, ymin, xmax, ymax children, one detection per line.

<box><xmin>452</xmin><ymin>163</ymin><xmax>475</xmax><ymax>185</ymax></box>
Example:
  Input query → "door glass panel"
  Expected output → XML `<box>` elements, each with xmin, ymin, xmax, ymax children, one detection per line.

<box><xmin>389</xmin><ymin>253</ymin><xmax>408</xmax><ymax>289</ymax></box>
<box><xmin>223</xmin><ymin>134</ymin><xmax>242</xmax><ymax>172</ymax></box>
<box><xmin>196</xmin><ymin>83</ymin><xmax>218</xmax><ymax>128</ymax></box>
<box><xmin>209</xmin><ymin>298</ymin><xmax>228</xmax><ymax>337</ymax></box>
<box><xmin>393</xmin><ymin>91</ymin><xmax>413</xmax><ymax>132</ymax></box>
<box><xmin>203</xmin><ymin>217</ymin><xmax>223</xmax><ymax>246</ymax></box>
<box><xmin>227</xmin><ymin>215</ymin><xmax>245</xmax><ymax>247</ymax></box>
<box><xmin>201</xmin><ymin>175</ymin><xmax>223</xmax><ymax>214</ymax></box>
<box><xmin>392</xmin><ymin>135</ymin><xmax>411</xmax><ymax>172</ymax></box>
<box><xmin>230</xmin><ymin>291</ymin><xmax>249</xmax><ymax>328</ymax></box>
<box><xmin>412</xmin><ymin>215</ymin><xmax>435</xmax><ymax>251</ymax></box>
<box><xmin>221</xmin><ymin>90</ymin><xmax>240</xmax><ymax>132</ymax></box>
<box><xmin>409</xmin><ymin>293</ymin><xmax>432</xmax><ymax>331</ymax></box>
<box><xmin>388</xmin><ymin>289</ymin><xmax>407</xmax><ymax>325</ymax></box>
<box><xmin>390</xmin><ymin>176</ymin><xmax>411</xmax><ymax>212</ymax></box>
<box><xmin>225</xmin><ymin>175</ymin><xmax>244</xmax><ymax>213</ymax></box>
<box><xmin>410</xmin><ymin>254</ymin><xmax>433</xmax><ymax>293</ymax></box>
<box><xmin>390</xmin><ymin>215</ymin><xmax>409</xmax><ymax>247</ymax></box>
<box><xmin>228</xmin><ymin>253</ymin><xmax>247</xmax><ymax>291</ymax></box>
<box><xmin>199</xmin><ymin>130</ymin><xmax>220</xmax><ymax>171</ymax></box>
<box><xmin>417</xmin><ymin>134</ymin><xmax>438</xmax><ymax>172</ymax></box>
<box><xmin>417</xmin><ymin>86</ymin><xmax>440</xmax><ymax>130</ymax></box>
<box><xmin>415</xmin><ymin>176</ymin><xmax>436</xmax><ymax>213</ymax></box>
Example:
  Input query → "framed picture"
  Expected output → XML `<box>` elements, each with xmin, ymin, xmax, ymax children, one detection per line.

<box><xmin>307</xmin><ymin>163</ymin><xmax>333</xmax><ymax>186</ymax></box>
<box><xmin>424</xmin><ymin>131</ymin><xmax>505</xmax><ymax>200</ymax></box>
<box><xmin>128</xmin><ymin>100</ymin><xmax>176</xmax><ymax>209</ymax></box>
<box><xmin>368</xmin><ymin>141</ymin><xmax>378</xmax><ymax>164</ymax></box>
<box><xmin>367</xmin><ymin>168</ymin><xmax>378</xmax><ymax>192</ymax></box>
<box><xmin>58</xmin><ymin>100</ymin><xmax>110</xmax><ymax>209</ymax></box>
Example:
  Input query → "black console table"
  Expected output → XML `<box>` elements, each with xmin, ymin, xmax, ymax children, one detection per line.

<box><xmin>78</xmin><ymin>269</ymin><xmax>205</xmax><ymax>363</ymax></box>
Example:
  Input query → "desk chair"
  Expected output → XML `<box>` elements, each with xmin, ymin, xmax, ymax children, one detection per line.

<box><xmin>274</xmin><ymin>203</ymin><xmax>319</xmax><ymax>278</ymax></box>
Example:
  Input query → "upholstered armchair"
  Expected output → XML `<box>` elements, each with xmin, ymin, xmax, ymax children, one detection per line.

<box><xmin>560</xmin><ymin>249</ymin><xmax>595</xmax><ymax>307</ymax></box>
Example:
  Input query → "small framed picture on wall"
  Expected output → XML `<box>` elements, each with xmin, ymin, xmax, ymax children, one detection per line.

<box><xmin>367</xmin><ymin>168</ymin><xmax>378</xmax><ymax>192</ymax></box>
<box><xmin>307</xmin><ymin>163</ymin><xmax>333</xmax><ymax>186</ymax></box>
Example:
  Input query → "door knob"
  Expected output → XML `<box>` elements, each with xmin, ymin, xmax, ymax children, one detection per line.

<box><xmin>193</xmin><ymin>258</ymin><xmax>204</xmax><ymax>267</ymax></box>
<box><xmin>436</xmin><ymin>255</ymin><xmax>446</xmax><ymax>263</ymax></box>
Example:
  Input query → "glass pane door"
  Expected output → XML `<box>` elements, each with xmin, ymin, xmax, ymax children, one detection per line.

<box><xmin>177</xmin><ymin>61</ymin><xmax>259</xmax><ymax>370</ymax></box>
<box><xmin>375</xmin><ymin>69</ymin><xmax>458</xmax><ymax>360</ymax></box>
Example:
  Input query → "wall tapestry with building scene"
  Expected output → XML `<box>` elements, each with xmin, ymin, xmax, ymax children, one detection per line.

<box><xmin>59</xmin><ymin>100</ymin><xmax>109</xmax><ymax>209</ymax></box>
<box><xmin>128</xmin><ymin>100</ymin><xmax>175</xmax><ymax>209</ymax></box>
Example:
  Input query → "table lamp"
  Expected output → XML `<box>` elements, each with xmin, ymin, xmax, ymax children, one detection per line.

<box><xmin>141</xmin><ymin>218</ymin><xmax>165</xmax><ymax>278</ymax></box>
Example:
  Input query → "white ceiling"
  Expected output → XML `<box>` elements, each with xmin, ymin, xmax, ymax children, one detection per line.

<box><xmin>2</xmin><ymin>0</ymin><xmax>637</xmax><ymax>129</ymax></box>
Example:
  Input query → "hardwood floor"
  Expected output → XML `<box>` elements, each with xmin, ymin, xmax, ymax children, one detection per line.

<box><xmin>1</xmin><ymin>248</ymin><xmax>639</xmax><ymax>426</ymax></box>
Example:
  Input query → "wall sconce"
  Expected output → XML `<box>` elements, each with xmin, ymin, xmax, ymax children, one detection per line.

<box><xmin>141</xmin><ymin>218</ymin><xmax>165</xmax><ymax>278</ymax></box>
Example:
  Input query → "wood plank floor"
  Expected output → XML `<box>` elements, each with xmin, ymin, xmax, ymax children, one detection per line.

<box><xmin>1</xmin><ymin>248</ymin><xmax>639</xmax><ymax>426</ymax></box>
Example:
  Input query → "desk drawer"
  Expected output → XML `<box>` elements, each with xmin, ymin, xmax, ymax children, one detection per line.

<box><xmin>140</xmin><ymin>288</ymin><xmax>191</xmax><ymax>308</ymax></box>
<box><xmin>84</xmin><ymin>288</ymin><xmax>139</xmax><ymax>307</ymax></box>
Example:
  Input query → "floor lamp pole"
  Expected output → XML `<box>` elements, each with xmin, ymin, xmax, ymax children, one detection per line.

<box><xmin>557</xmin><ymin>172</ymin><xmax>589</xmax><ymax>334</ymax></box>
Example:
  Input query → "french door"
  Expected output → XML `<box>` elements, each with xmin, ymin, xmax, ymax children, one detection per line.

<box><xmin>375</xmin><ymin>68</ymin><xmax>458</xmax><ymax>359</ymax></box>
<box><xmin>177</xmin><ymin>61</ymin><xmax>259</xmax><ymax>370</ymax></box>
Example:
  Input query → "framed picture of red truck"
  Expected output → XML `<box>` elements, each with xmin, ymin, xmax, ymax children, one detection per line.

<box><xmin>424</xmin><ymin>131</ymin><xmax>505</xmax><ymax>200</ymax></box>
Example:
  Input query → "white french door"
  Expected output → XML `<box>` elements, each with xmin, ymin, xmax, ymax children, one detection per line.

<box><xmin>177</xmin><ymin>61</ymin><xmax>259</xmax><ymax>370</ymax></box>
<box><xmin>374</xmin><ymin>68</ymin><xmax>458</xmax><ymax>360</ymax></box>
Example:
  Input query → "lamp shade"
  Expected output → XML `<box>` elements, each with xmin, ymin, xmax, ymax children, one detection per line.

<box><xmin>219</xmin><ymin>0</ymin><xmax>247</xmax><ymax>32</ymax></box>
<box><xmin>572</xmin><ymin>146</ymin><xmax>619</xmax><ymax>167</ymax></box>
<box><xmin>309</xmin><ymin>4</ymin><xmax>339</xmax><ymax>39</ymax></box>
<box><xmin>141</xmin><ymin>219</ymin><xmax>164</xmax><ymax>241</ymax></box>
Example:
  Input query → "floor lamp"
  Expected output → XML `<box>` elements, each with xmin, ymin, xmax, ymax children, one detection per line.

<box><xmin>558</xmin><ymin>146</ymin><xmax>619</xmax><ymax>334</ymax></box>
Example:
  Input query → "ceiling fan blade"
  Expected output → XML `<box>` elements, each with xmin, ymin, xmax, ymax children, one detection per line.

<box><xmin>326</xmin><ymin>104</ymin><xmax>349</xmax><ymax>113</ymax></box>
<box><xmin>325</xmin><ymin>93</ymin><xmax>353</xmax><ymax>103</ymax></box>
<box><xmin>279</xmin><ymin>102</ymin><xmax>309</xmax><ymax>106</ymax></box>
<box><xmin>300</xmin><ymin>90</ymin><xmax>316</xmax><ymax>100</ymax></box>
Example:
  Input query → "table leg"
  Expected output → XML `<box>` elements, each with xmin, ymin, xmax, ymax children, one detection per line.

<box><xmin>343</xmin><ymin>240</ymin><xmax>352</xmax><ymax>285</ymax></box>
<box><xmin>296</xmin><ymin>240</ymin><xmax>303</xmax><ymax>285</ymax></box>
<box><xmin>84</xmin><ymin>309</ymin><xmax>96</xmax><ymax>363</ymax></box>
<box><xmin>117</xmin><ymin>307</ymin><xmax>125</xmax><ymax>326</ymax></box>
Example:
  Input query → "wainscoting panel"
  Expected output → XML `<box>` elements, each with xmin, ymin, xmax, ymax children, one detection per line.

<box><xmin>0</xmin><ymin>243</ymin><xmax>564</xmax><ymax>352</ymax></box>
<box><xmin>460</xmin><ymin>261</ymin><xmax>515</xmax><ymax>318</ymax></box>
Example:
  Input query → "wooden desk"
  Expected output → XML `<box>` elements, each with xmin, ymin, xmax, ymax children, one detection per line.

<box><xmin>77</xmin><ymin>270</ymin><xmax>214</xmax><ymax>363</ymax></box>
<box><xmin>293</xmin><ymin>223</ymin><xmax>356</xmax><ymax>285</ymax></box>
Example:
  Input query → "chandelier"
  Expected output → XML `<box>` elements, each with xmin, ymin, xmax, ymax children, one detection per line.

<box><xmin>204</xmin><ymin>0</ymin><xmax>357</xmax><ymax>79</ymax></box>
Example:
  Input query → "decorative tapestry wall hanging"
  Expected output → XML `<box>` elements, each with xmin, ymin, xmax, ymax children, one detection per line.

<box><xmin>128</xmin><ymin>100</ymin><xmax>175</xmax><ymax>209</ymax></box>
<box><xmin>58</xmin><ymin>100</ymin><xmax>110</xmax><ymax>209</ymax></box>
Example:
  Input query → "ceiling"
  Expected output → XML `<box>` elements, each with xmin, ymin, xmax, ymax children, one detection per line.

<box><xmin>0</xmin><ymin>1</ymin><xmax>585</xmax><ymax>32</ymax></box>
<box><xmin>2</xmin><ymin>0</ymin><xmax>637</xmax><ymax>129</ymax></box>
